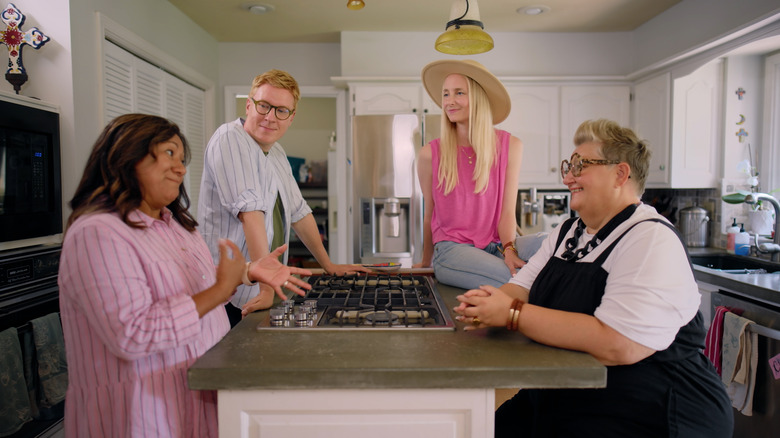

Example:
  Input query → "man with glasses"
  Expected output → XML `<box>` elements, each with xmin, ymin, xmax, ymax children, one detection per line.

<box><xmin>198</xmin><ymin>69</ymin><xmax>368</xmax><ymax>326</ymax></box>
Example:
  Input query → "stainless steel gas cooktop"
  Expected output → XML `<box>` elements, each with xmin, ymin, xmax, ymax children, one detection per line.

<box><xmin>256</xmin><ymin>273</ymin><xmax>455</xmax><ymax>331</ymax></box>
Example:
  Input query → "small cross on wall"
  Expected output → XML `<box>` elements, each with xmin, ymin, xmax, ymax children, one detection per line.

<box><xmin>1</xmin><ymin>3</ymin><xmax>50</xmax><ymax>94</ymax></box>
<box><xmin>735</xmin><ymin>87</ymin><xmax>746</xmax><ymax>100</ymax></box>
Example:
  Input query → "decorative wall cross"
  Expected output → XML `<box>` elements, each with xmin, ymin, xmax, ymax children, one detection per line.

<box><xmin>1</xmin><ymin>3</ymin><xmax>49</xmax><ymax>94</ymax></box>
<box><xmin>736</xmin><ymin>128</ymin><xmax>748</xmax><ymax>143</ymax></box>
<box><xmin>735</xmin><ymin>87</ymin><xmax>746</xmax><ymax>100</ymax></box>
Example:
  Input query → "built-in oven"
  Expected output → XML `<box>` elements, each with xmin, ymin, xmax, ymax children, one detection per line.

<box><xmin>711</xmin><ymin>290</ymin><xmax>780</xmax><ymax>438</ymax></box>
<box><xmin>0</xmin><ymin>244</ymin><xmax>64</xmax><ymax>437</ymax></box>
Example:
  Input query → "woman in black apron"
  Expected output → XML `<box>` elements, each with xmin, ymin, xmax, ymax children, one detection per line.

<box><xmin>454</xmin><ymin>119</ymin><xmax>732</xmax><ymax>437</ymax></box>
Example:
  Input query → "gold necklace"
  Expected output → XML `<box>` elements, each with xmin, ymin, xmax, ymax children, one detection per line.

<box><xmin>462</xmin><ymin>147</ymin><xmax>475</xmax><ymax>165</ymax></box>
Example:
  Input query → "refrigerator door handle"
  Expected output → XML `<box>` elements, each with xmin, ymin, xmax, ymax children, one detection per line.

<box><xmin>410</xmin><ymin>155</ymin><xmax>423</xmax><ymax>265</ymax></box>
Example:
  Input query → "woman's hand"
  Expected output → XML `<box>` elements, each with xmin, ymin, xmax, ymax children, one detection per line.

<box><xmin>215</xmin><ymin>239</ymin><xmax>249</xmax><ymax>292</ymax></box>
<box><xmin>502</xmin><ymin>250</ymin><xmax>526</xmax><ymax>275</ymax></box>
<box><xmin>247</xmin><ymin>244</ymin><xmax>313</xmax><ymax>299</ymax></box>
<box><xmin>454</xmin><ymin>285</ymin><xmax>515</xmax><ymax>330</ymax></box>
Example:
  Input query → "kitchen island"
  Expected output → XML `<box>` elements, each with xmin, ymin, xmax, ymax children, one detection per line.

<box><xmin>188</xmin><ymin>281</ymin><xmax>606</xmax><ymax>437</ymax></box>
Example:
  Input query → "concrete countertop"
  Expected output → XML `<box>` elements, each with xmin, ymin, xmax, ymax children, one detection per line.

<box><xmin>688</xmin><ymin>247</ymin><xmax>780</xmax><ymax>307</ymax></box>
<box><xmin>188</xmin><ymin>281</ymin><xmax>606</xmax><ymax>391</ymax></box>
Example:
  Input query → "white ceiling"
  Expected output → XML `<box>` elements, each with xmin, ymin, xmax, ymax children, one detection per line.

<box><xmin>167</xmin><ymin>0</ymin><xmax>682</xmax><ymax>43</ymax></box>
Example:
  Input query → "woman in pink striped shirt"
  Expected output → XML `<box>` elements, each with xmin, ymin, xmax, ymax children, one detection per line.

<box><xmin>58</xmin><ymin>114</ymin><xmax>311</xmax><ymax>437</ymax></box>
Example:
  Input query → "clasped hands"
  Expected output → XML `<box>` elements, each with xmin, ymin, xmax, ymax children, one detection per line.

<box><xmin>454</xmin><ymin>284</ymin><xmax>515</xmax><ymax>331</ymax></box>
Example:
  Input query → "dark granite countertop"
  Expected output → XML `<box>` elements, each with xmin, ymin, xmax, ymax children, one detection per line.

<box><xmin>188</xmin><ymin>281</ymin><xmax>606</xmax><ymax>391</ymax></box>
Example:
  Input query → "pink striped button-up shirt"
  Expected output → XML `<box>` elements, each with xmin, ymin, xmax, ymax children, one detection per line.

<box><xmin>58</xmin><ymin>209</ymin><xmax>229</xmax><ymax>437</ymax></box>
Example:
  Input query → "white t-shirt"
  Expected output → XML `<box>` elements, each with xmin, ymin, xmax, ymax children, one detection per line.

<box><xmin>509</xmin><ymin>203</ymin><xmax>700</xmax><ymax>351</ymax></box>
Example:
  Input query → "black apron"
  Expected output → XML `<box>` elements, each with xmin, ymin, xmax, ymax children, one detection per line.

<box><xmin>495</xmin><ymin>214</ymin><xmax>733</xmax><ymax>438</ymax></box>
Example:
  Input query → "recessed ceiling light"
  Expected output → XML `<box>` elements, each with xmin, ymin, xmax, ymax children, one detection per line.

<box><xmin>518</xmin><ymin>5</ymin><xmax>550</xmax><ymax>16</ymax></box>
<box><xmin>246</xmin><ymin>4</ymin><xmax>274</xmax><ymax>15</ymax></box>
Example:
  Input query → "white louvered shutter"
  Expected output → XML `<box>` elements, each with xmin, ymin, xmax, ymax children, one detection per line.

<box><xmin>101</xmin><ymin>40</ymin><xmax>207</xmax><ymax>217</ymax></box>
<box><xmin>102</xmin><ymin>42</ymin><xmax>133</xmax><ymax>122</ymax></box>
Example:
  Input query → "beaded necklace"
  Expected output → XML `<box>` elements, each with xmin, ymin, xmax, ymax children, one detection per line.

<box><xmin>560</xmin><ymin>203</ymin><xmax>639</xmax><ymax>262</ymax></box>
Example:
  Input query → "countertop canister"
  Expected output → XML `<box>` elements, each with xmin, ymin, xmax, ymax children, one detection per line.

<box><xmin>679</xmin><ymin>205</ymin><xmax>710</xmax><ymax>247</ymax></box>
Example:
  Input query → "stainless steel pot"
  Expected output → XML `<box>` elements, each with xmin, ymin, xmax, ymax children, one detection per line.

<box><xmin>679</xmin><ymin>205</ymin><xmax>710</xmax><ymax>247</ymax></box>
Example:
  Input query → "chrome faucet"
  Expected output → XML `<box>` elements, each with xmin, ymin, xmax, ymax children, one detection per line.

<box><xmin>745</xmin><ymin>193</ymin><xmax>780</xmax><ymax>262</ymax></box>
<box><xmin>522</xmin><ymin>187</ymin><xmax>540</xmax><ymax>227</ymax></box>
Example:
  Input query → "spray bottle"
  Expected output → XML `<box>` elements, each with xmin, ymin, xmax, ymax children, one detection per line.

<box><xmin>726</xmin><ymin>218</ymin><xmax>739</xmax><ymax>254</ymax></box>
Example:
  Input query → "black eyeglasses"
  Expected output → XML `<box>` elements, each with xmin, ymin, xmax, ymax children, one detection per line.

<box><xmin>250</xmin><ymin>97</ymin><xmax>294</xmax><ymax>120</ymax></box>
<box><xmin>560</xmin><ymin>153</ymin><xmax>621</xmax><ymax>179</ymax></box>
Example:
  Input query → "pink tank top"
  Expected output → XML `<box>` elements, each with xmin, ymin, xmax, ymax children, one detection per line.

<box><xmin>430</xmin><ymin>130</ymin><xmax>510</xmax><ymax>249</ymax></box>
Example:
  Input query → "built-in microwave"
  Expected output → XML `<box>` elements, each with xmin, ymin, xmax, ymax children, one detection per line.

<box><xmin>0</xmin><ymin>92</ymin><xmax>62</xmax><ymax>251</ymax></box>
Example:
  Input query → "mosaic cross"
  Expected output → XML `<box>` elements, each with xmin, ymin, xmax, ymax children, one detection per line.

<box><xmin>1</xmin><ymin>3</ymin><xmax>49</xmax><ymax>93</ymax></box>
<box><xmin>736</xmin><ymin>128</ymin><xmax>748</xmax><ymax>143</ymax></box>
<box><xmin>735</xmin><ymin>87</ymin><xmax>746</xmax><ymax>100</ymax></box>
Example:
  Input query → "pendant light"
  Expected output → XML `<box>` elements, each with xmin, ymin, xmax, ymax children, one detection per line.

<box><xmin>435</xmin><ymin>0</ymin><xmax>493</xmax><ymax>55</ymax></box>
<box><xmin>346</xmin><ymin>0</ymin><xmax>365</xmax><ymax>10</ymax></box>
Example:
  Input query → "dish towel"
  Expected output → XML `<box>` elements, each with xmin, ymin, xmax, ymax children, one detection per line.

<box><xmin>0</xmin><ymin>327</ymin><xmax>33</xmax><ymax>436</ymax></box>
<box><xmin>720</xmin><ymin>311</ymin><xmax>758</xmax><ymax>416</ymax></box>
<box><xmin>704</xmin><ymin>305</ymin><xmax>729</xmax><ymax>375</ymax></box>
<box><xmin>30</xmin><ymin>313</ymin><xmax>68</xmax><ymax>408</ymax></box>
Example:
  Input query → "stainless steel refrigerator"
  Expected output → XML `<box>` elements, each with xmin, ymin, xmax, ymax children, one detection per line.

<box><xmin>350</xmin><ymin>113</ymin><xmax>441</xmax><ymax>267</ymax></box>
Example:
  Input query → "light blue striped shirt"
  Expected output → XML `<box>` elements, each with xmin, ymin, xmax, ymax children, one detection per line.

<box><xmin>197</xmin><ymin>118</ymin><xmax>311</xmax><ymax>307</ymax></box>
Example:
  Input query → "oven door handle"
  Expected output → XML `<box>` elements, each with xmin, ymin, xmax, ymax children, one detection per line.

<box><xmin>748</xmin><ymin>322</ymin><xmax>780</xmax><ymax>341</ymax></box>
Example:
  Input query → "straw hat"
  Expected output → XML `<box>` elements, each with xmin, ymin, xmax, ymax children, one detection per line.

<box><xmin>421</xmin><ymin>59</ymin><xmax>510</xmax><ymax>124</ymax></box>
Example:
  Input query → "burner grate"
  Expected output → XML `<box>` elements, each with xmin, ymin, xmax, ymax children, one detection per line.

<box><xmin>256</xmin><ymin>274</ymin><xmax>455</xmax><ymax>331</ymax></box>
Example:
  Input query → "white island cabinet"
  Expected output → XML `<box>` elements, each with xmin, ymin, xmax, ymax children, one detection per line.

<box><xmin>218</xmin><ymin>388</ymin><xmax>493</xmax><ymax>437</ymax></box>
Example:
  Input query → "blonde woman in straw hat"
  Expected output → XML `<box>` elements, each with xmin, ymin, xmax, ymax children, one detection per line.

<box><xmin>415</xmin><ymin>60</ymin><xmax>544</xmax><ymax>290</ymax></box>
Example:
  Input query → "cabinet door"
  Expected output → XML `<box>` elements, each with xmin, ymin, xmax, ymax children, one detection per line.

<box><xmin>560</xmin><ymin>86</ymin><xmax>631</xmax><ymax>156</ymax></box>
<box><xmin>497</xmin><ymin>86</ymin><xmax>561</xmax><ymax>187</ymax></box>
<box><xmin>671</xmin><ymin>60</ymin><xmax>722</xmax><ymax>188</ymax></box>
<box><xmin>353</xmin><ymin>84</ymin><xmax>424</xmax><ymax>115</ymax></box>
<box><xmin>633</xmin><ymin>73</ymin><xmax>671</xmax><ymax>186</ymax></box>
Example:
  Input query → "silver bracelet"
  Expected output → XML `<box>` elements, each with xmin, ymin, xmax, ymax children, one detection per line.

<box><xmin>242</xmin><ymin>261</ymin><xmax>257</xmax><ymax>286</ymax></box>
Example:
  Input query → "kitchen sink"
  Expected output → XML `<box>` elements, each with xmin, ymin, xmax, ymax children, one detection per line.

<box><xmin>690</xmin><ymin>254</ymin><xmax>780</xmax><ymax>274</ymax></box>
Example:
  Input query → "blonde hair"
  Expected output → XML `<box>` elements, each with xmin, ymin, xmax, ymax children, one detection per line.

<box><xmin>436</xmin><ymin>76</ymin><xmax>497</xmax><ymax>195</ymax></box>
<box><xmin>248</xmin><ymin>69</ymin><xmax>300</xmax><ymax>109</ymax></box>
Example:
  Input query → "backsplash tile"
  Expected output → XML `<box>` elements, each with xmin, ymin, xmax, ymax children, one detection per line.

<box><xmin>643</xmin><ymin>188</ymin><xmax>722</xmax><ymax>248</ymax></box>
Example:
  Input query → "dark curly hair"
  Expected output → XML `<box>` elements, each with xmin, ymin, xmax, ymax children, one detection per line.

<box><xmin>67</xmin><ymin>114</ymin><xmax>197</xmax><ymax>232</ymax></box>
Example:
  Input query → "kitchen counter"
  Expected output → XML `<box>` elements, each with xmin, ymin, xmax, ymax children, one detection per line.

<box><xmin>188</xmin><ymin>280</ymin><xmax>606</xmax><ymax>436</ymax></box>
<box><xmin>188</xmin><ymin>281</ymin><xmax>605</xmax><ymax>390</ymax></box>
<box><xmin>688</xmin><ymin>247</ymin><xmax>780</xmax><ymax>308</ymax></box>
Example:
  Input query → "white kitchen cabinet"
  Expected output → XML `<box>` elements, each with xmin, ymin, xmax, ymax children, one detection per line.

<box><xmin>497</xmin><ymin>85</ymin><xmax>561</xmax><ymax>186</ymax></box>
<box><xmin>351</xmin><ymin>83</ymin><xmax>438</xmax><ymax>115</ymax></box>
<box><xmin>633</xmin><ymin>72</ymin><xmax>672</xmax><ymax>186</ymax></box>
<box><xmin>218</xmin><ymin>388</ymin><xmax>493</xmax><ymax>437</ymax></box>
<box><xmin>560</xmin><ymin>86</ymin><xmax>631</xmax><ymax>157</ymax></box>
<box><xmin>670</xmin><ymin>60</ymin><xmax>722</xmax><ymax>188</ymax></box>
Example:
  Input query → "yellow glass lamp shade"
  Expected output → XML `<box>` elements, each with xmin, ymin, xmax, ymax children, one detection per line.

<box><xmin>435</xmin><ymin>0</ymin><xmax>493</xmax><ymax>55</ymax></box>
<box><xmin>435</xmin><ymin>26</ymin><xmax>494</xmax><ymax>55</ymax></box>
<box><xmin>347</xmin><ymin>0</ymin><xmax>365</xmax><ymax>10</ymax></box>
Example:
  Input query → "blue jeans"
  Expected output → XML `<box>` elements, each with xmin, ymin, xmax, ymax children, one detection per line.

<box><xmin>433</xmin><ymin>233</ymin><xmax>547</xmax><ymax>290</ymax></box>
